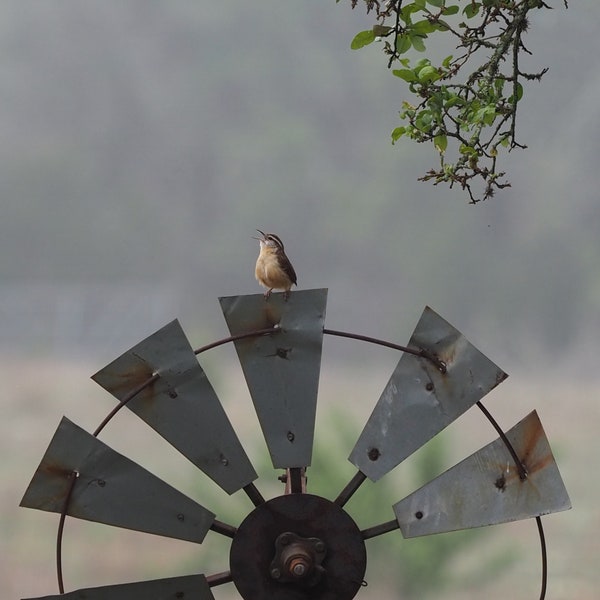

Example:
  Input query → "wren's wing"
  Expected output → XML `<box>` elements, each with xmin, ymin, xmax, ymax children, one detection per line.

<box><xmin>280</xmin><ymin>252</ymin><xmax>297</xmax><ymax>285</ymax></box>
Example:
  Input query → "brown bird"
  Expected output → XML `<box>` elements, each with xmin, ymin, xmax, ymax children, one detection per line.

<box><xmin>254</xmin><ymin>230</ymin><xmax>297</xmax><ymax>300</ymax></box>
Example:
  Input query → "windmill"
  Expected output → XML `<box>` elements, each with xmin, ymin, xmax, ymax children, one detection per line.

<box><xmin>20</xmin><ymin>289</ymin><xmax>571</xmax><ymax>599</ymax></box>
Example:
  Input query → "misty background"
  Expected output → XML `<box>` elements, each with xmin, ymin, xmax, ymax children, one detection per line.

<box><xmin>4</xmin><ymin>2</ymin><xmax>599</xmax><ymax>599</ymax></box>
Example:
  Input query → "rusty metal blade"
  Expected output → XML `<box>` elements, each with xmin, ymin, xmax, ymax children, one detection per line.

<box><xmin>393</xmin><ymin>410</ymin><xmax>572</xmax><ymax>537</ymax></box>
<box><xmin>91</xmin><ymin>319</ymin><xmax>257</xmax><ymax>495</ymax></box>
<box><xmin>349</xmin><ymin>306</ymin><xmax>508</xmax><ymax>481</ymax></box>
<box><xmin>20</xmin><ymin>417</ymin><xmax>215</xmax><ymax>543</ymax></box>
<box><xmin>21</xmin><ymin>574</ymin><xmax>215</xmax><ymax>600</ymax></box>
<box><xmin>219</xmin><ymin>289</ymin><xmax>327</xmax><ymax>469</ymax></box>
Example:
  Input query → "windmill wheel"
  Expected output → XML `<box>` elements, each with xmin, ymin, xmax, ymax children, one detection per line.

<box><xmin>20</xmin><ymin>289</ymin><xmax>571</xmax><ymax>600</ymax></box>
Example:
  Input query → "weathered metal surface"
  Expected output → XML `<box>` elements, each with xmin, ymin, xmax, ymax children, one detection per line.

<box><xmin>230</xmin><ymin>493</ymin><xmax>366</xmax><ymax>600</ymax></box>
<box><xmin>393</xmin><ymin>410</ymin><xmax>572</xmax><ymax>537</ymax></box>
<box><xmin>91</xmin><ymin>319</ymin><xmax>257</xmax><ymax>495</ymax></box>
<box><xmin>219</xmin><ymin>289</ymin><xmax>327</xmax><ymax>469</ymax></box>
<box><xmin>20</xmin><ymin>417</ymin><xmax>215</xmax><ymax>543</ymax></box>
<box><xmin>21</xmin><ymin>574</ymin><xmax>215</xmax><ymax>600</ymax></box>
<box><xmin>349</xmin><ymin>306</ymin><xmax>508</xmax><ymax>481</ymax></box>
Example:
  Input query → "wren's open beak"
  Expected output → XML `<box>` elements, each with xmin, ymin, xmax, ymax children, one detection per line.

<box><xmin>253</xmin><ymin>229</ymin><xmax>266</xmax><ymax>240</ymax></box>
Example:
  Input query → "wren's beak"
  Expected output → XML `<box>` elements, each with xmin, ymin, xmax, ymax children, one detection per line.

<box><xmin>253</xmin><ymin>229</ymin><xmax>266</xmax><ymax>241</ymax></box>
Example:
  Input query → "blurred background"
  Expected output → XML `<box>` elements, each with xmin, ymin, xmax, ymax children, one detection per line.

<box><xmin>3</xmin><ymin>1</ymin><xmax>598</xmax><ymax>598</ymax></box>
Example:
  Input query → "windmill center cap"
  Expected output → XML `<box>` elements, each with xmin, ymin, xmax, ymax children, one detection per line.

<box><xmin>230</xmin><ymin>493</ymin><xmax>366</xmax><ymax>600</ymax></box>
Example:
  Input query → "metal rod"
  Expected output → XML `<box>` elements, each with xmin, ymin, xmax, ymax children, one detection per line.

<box><xmin>56</xmin><ymin>470</ymin><xmax>79</xmax><ymax>594</ymax></box>
<box><xmin>286</xmin><ymin>467</ymin><xmax>305</xmax><ymax>494</ymax></box>
<box><xmin>476</xmin><ymin>400</ymin><xmax>528</xmax><ymax>481</ymax></box>
<box><xmin>323</xmin><ymin>328</ymin><xmax>446</xmax><ymax>373</ymax></box>
<box><xmin>334</xmin><ymin>470</ymin><xmax>367</xmax><ymax>507</ymax></box>
<box><xmin>361</xmin><ymin>519</ymin><xmax>400</xmax><ymax>540</ymax></box>
<box><xmin>536</xmin><ymin>516</ymin><xmax>548</xmax><ymax>600</ymax></box>
<box><xmin>243</xmin><ymin>482</ymin><xmax>265</xmax><ymax>506</ymax></box>
<box><xmin>92</xmin><ymin>373</ymin><xmax>160</xmax><ymax>438</ymax></box>
<box><xmin>210</xmin><ymin>519</ymin><xmax>237</xmax><ymax>539</ymax></box>
<box><xmin>194</xmin><ymin>326</ymin><xmax>280</xmax><ymax>355</ymax></box>
<box><xmin>206</xmin><ymin>570</ymin><xmax>233</xmax><ymax>588</ymax></box>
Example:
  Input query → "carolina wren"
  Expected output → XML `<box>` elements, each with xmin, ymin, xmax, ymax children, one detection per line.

<box><xmin>254</xmin><ymin>230</ymin><xmax>297</xmax><ymax>300</ymax></box>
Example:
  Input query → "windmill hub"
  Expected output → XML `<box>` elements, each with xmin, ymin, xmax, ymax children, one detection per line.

<box><xmin>269</xmin><ymin>530</ymin><xmax>326</xmax><ymax>585</ymax></box>
<box><xmin>230</xmin><ymin>494</ymin><xmax>367</xmax><ymax>600</ymax></box>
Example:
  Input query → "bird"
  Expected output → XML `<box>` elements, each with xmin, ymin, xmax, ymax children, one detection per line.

<box><xmin>254</xmin><ymin>230</ymin><xmax>297</xmax><ymax>301</ymax></box>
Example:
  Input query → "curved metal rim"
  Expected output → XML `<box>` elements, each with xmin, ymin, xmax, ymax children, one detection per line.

<box><xmin>53</xmin><ymin>325</ymin><xmax>547</xmax><ymax>600</ymax></box>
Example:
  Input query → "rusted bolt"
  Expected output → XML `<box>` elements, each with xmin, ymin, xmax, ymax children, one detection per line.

<box><xmin>287</xmin><ymin>431</ymin><xmax>295</xmax><ymax>442</ymax></box>
<box><xmin>415</xmin><ymin>511</ymin><xmax>424</xmax><ymax>520</ymax></box>
<box><xmin>168</xmin><ymin>389</ymin><xmax>178</xmax><ymax>399</ymax></box>
<box><xmin>220</xmin><ymin>455</ymin><xmax>229</xmax><ymax>466</ymax></box>
<box><xmin>495</xmin><ymin>475</ymin><xmax>506</xmax><ymax>492</ymax></box>
<box><xmin>279</xmin><ymin>533</ymin><xmax>292</xmax><ymax>546</ymax></box>
<box><xmin>177</xmin><ymin>513</ymin><xmax>185</xmax><ymax>521</ymax></box>
<box><xmin>425</xmin><ymin>382</ymin><xmax>434</xmax><ymax>392</ymax></box>
<box><xmin>314</xmin><ymin>541</ymin><xmax>326</xmax><ymax>554</ymax></box>
<box><xmin>270</xmin><ymin>567</ymin><xmax>281</xmax><ymax>580</ymax></box>
<box><xmin>289</xmin><ymin>557</ymin><xmax>309</xmax><ymax>578</ymax></box>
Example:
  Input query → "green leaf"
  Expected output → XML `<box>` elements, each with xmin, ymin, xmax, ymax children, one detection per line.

<box><xmin>391</xmin><ymin>127</ymin><xmax>406</xmax><ymax>144</ymax></box>
<box><xmin>396</xmin><ymin>34</ymin><xmax>412</xmax><ymax>54</ymax></box>
<box><xmin>417</xmin><ymin>65</ymin><xmax>439</xmax><ymax>83</ymax></box>
<box><xmin>459</xmin><ymin>144</ymin><xmax>477</xmax><ymax>156</ymax></box>
<box><xmin>412</xmin><ymin>20</ymin><xmax>436</xmax><ymax>35</ymax></box>
<box><xmin>434</xmin><ymin>134</ymin><xmax>448</xmax><ymax>153</ymax></box>
<box><xmin>442</xmin><ymin>54</ymin><xmax>454</xmax><ymax>69</ymax></box>
<box><xmin>411</xmin><ymin>34</ymin><xmax>427</xmax><ymax>52</ymax></box>
<box><xmin>482</xmin><ymin>108</ymin><xmax>496</xmax><ymax>125</ymax></box>
<box><xmin>427</xmin><ymin>0</ymin><xmax>445</xmax><ymax>7</ymax></box>
<box><xmin>463</xmin><ymin>2</ymin><xmax>480</xmax><ymax>18</ymax></box>
<box><xmin>392</xmin><ymin>69</ymin><xmax>417</xmax><ymax>82</ymax></box>
<box><xmin>351</xmin><ymin>30</ymin><xmax>376</xmax><ymax>50</ymax></box>
<box><xmin>445</xmin><ymin>94</ymin><xmax>464</xmax><ymax>108</ymax></box>
<box><xmin>442</xmin><ymin>5</ymin><xmax>460</xmax><ymax>15</ymax></box>
<box><xmin>508</xmin><ymin>82</ymin><xmax>524</xmax><ymax>103</ymax></box>
<box><xmin>415</xmin><ymin>109</ymin><xmax>433</xmax><ymax>131</ymax></box>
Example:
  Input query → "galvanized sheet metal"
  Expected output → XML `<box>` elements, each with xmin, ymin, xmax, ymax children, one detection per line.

<box><xmin>393</xmin><ymin>410</ymin><xmax>572</xmax><ymax>537</ymax></box>
<box><xmin>91</xmin><ymin>319</ymin><xmax>257</xmax><ymax>495</ymax></box>
<box><xmin>21</xmin><ymin>574</ymin><xmax>215</xmax><ymax>600</ymax></box>
<box><xmin>349</xmin><ymin>306</ymin><xmax>508</xmax><ymax>481</ymax></box>
<box><xmin>219</xmin><ymin>289</ymin><xmax>327</xmax><ymax>469</ymax></box>
<box><xmin>20</xmin><ymin>417</ymin><xmax>215</xmax><ymax>543</ymax></box>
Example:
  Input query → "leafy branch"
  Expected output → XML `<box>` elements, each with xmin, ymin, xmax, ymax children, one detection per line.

<box><xmin>342</xmin><ymin>0</ymin><xmax>567</xmax><ymax>203</ymax></box>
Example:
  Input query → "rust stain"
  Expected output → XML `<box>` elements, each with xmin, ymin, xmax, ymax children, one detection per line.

<box><xmin>437</xmin><ymin>343</ymin><xmax>457</xmax><ymax>368</ymax></box>
<box><xmin>493</xmin><ymin>415</ymin><xmax>552</xmax><ymax>487</ymax></box>
<box><xmin>40</xmin><ymin>459</ymin><xmax>75</xmax><ymax>480</ymax></box>
<box><xmin>262</xmin><ymin>302</ymin><xmax>282</xmax><ymax>329</ymax></box>
<box><xmin>518</xmin><ymin>414</ymin><xmax>553</xmax><ymax>475</ymax></box>
<box><xmin>101</xmin><ymin>360</ymin><xmax>156</xmax><ymax>401</ymax></box>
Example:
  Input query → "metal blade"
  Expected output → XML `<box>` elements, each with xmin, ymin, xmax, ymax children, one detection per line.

<box><xmin>21</xmin><ymin>574</ymin><xmax>214</xmax><ymax>600</ymax></box>
<box><xmin>393</xmin><ymin>410</ymin><xmax>572</xmax><ymax>537</ymax></box>
<box><xmin>219</xmin><ymin>289</ymin><xmax>327</xmax><ymax>469</ymax></box>
<box><xmin>20</xmin><ymin>417</ymin><xmax>215</xmax><ymax>543</ymax></box>
<box><xmin>349</xmin><ymin>306</ymin><xmax>508</xmax><ymax>481</ymax></box>
<box><xmin>91</xmin><ymin>319</ymin><xmax>257</xmax><ymax>495</ymax></box>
